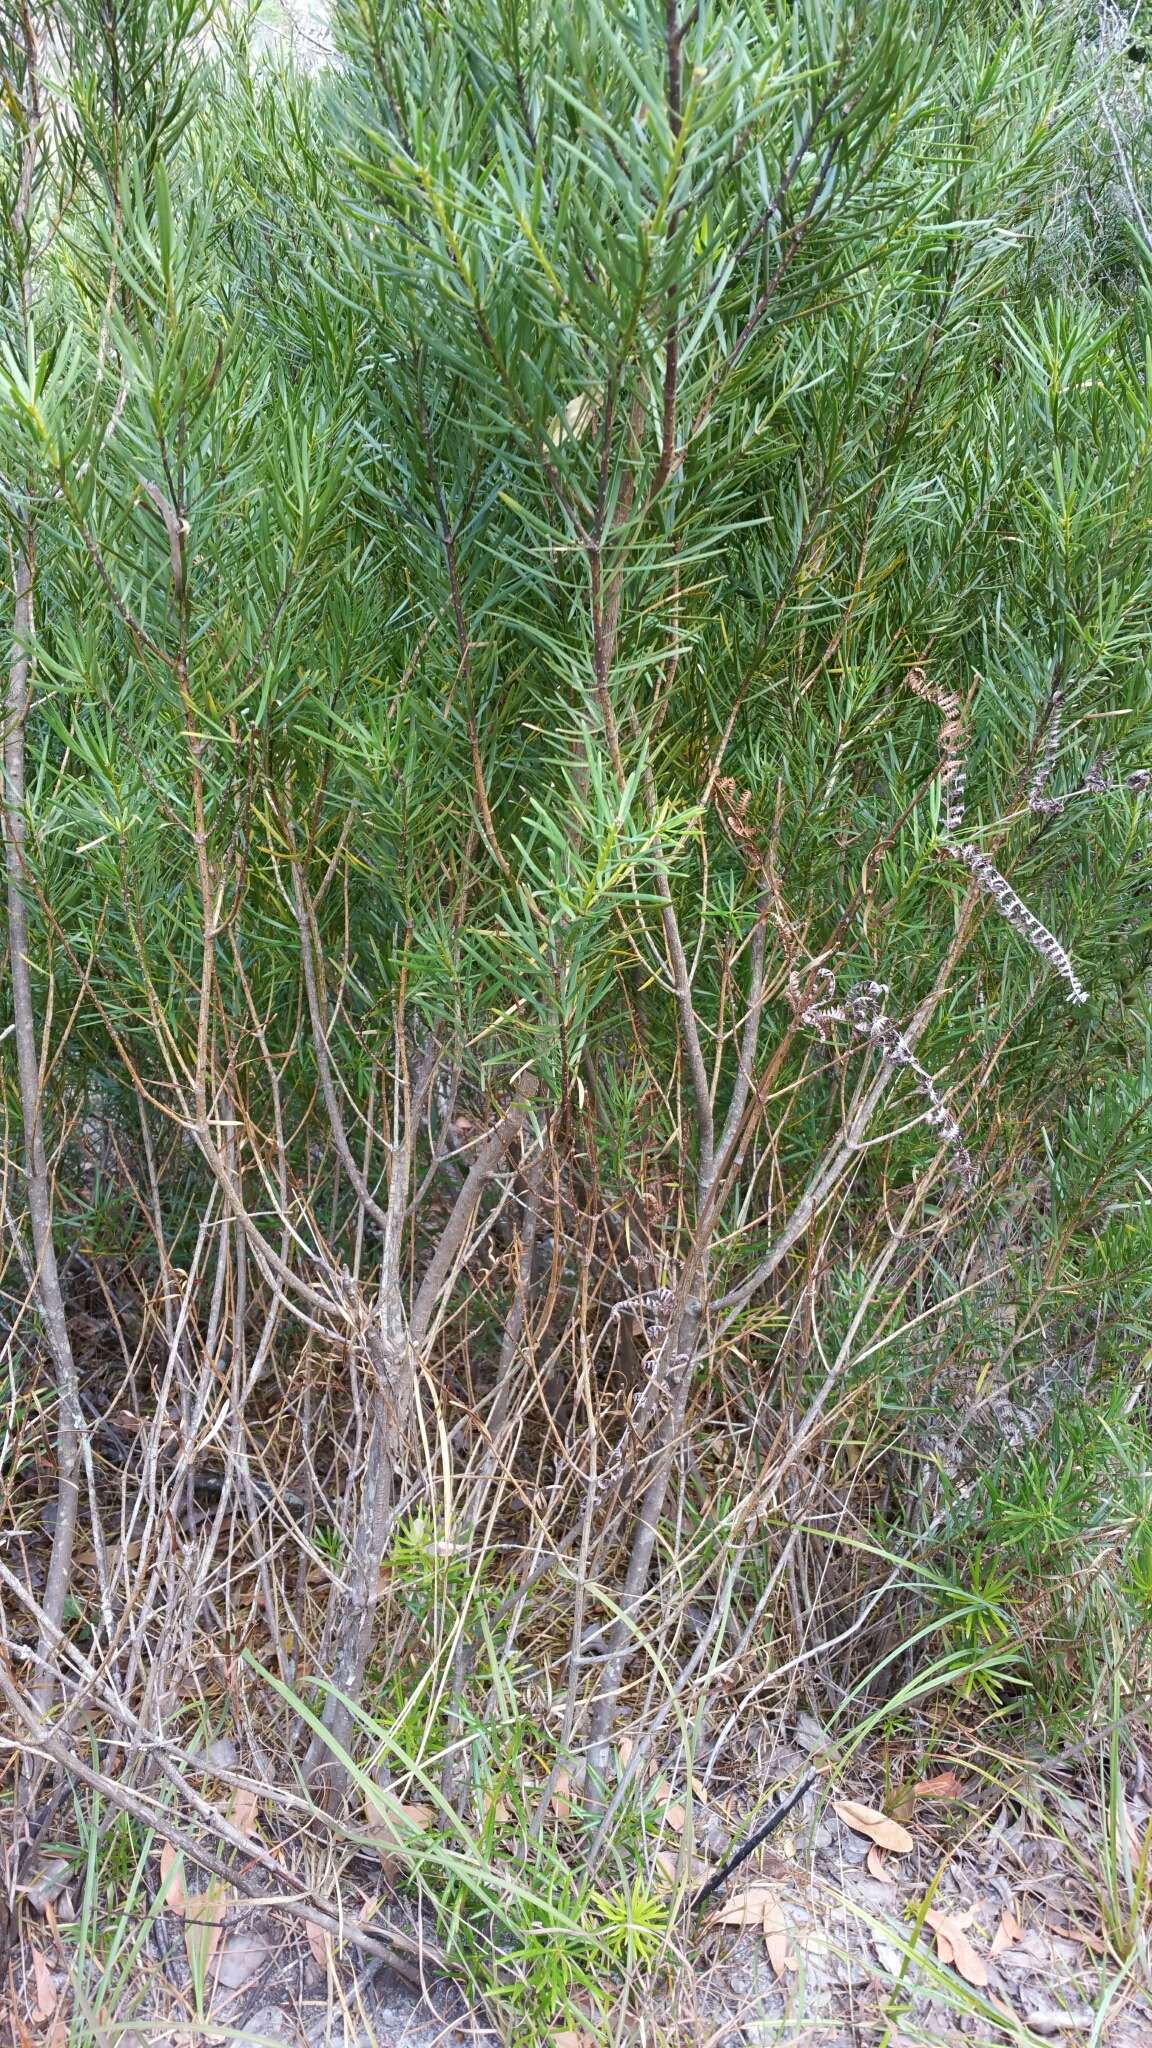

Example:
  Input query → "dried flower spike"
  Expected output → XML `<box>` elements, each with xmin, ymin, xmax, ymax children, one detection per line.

<box><xmin>714</xmin><ymin>775</ymin><xmax>801</xmax><ymax>960</ymax></box>
<box><xmin>907</xmin><ymin>663</ymin><xmax>1090</xmax><ymax>1006</ymax></box>
<box><xmin>796</xmin><ymin>968</ymin><xmax>975</xmax><ymax>1184</ymax></box>
<box><xmin>951</xmin><ymin>844</ymin><xmax>1088</xmax><ymax>1004</ymax></box>
<box><xmin>843</xmin><ymin>980</ymin><xmax>976</xmax><ymax>1186</ymax></box>
<box><xmin>906</xmin><ymin>666</ymin><xmax>968</xmax><ymax>838</ymax></box>
<box><xmin>1028</xmin><ymin>684</ymin><xmax>1066</xmax><ymax>818</ymax></box>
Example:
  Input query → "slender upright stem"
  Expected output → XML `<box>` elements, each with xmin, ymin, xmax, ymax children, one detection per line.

<box><xmin>3</xmin><ymin>6</ymin><xmax>83</xmax><ymax>1721</ymax></box>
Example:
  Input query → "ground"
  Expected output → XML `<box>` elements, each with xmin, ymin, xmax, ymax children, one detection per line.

<box><xmin>8</xmin><ymin>1715</ymin><xmax>1151</xmax><ymax>2047</ymax></box>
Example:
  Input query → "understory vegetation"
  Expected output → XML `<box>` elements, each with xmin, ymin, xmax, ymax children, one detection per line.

<box><xmin>3</xmin><ymin>0</ymin><xmax>1152</xmax><ymax>2036</ymax></box>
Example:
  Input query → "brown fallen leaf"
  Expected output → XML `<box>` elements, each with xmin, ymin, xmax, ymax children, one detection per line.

<box><xmin>1048</xmin><ymin>1920</ymin><xmax>1107</xmax><ymax>1955</ymax></box>
<box><xmin>74</xmin><ymin>1537</ymin><xmax>143</xmax><ymax>1569</ymax></box>
<box><xmin>228</xmin><ymin>1786</ymin><xmax>259</xmax><ymax>1837</ymax></box>
<box><xmin>363</xmin><ymin>1793</ymin><xmax>435</xmax><ymax>1861</ymax></box>
<box><xmin>551</xmin><ymin>2033</ymin><xmax>597</xmax><ymax>2048</ymax></box>
<box><xmin>30</xmin><ymin>1946</ymin><xmax>57</xmax><ymax>2022</ymax></box>
<box><xmin>653</xmin><ymin>1848</ymin><xmax>709</xmax><ymax>1891</ymax></box>
<box><xmin>305</xmin><ymin>1919</ymin><xmax>329</xmax><ymax>1970</ymax></box>
<box><xmin>16</xmin><ymin>1853</ymin><xmax>73</xmax><ymax>1914</ymax></box>
<box><xmin>158</xmin><ymin>1840</ymin><xmax>185</xmax><ymax>1914</ymax></box>
<box><xmin>649</xmin><ymin>1774</ymin><xmax>686</xmax><ymax>1832</ymax></box>
<box><xmin>990</xmin><ymin>1907</ymin><xmax>1022</xmax><ymax>1957</ymax></box>
<box><xmin>761</xmin><ymin>1893</ymin><xmax>797</xmax><ymax>1980</ymax></box>
<box><xmin>552</xmin><ymin>1769</ymin><xmax>572</xmax><ymax>1820</ymax></box>
<box><xmin>758</xmin><ymin>1846</ymin><xmax>811</xmax><ymax>1890</ymax></box>
<box><xmin>913</xmin><ymin>1770</ymin><xmax>964</xmax><ymax>1801</ymax></box>
<box><xmin>708</xmin><ymin>1883</ymin><xmax>778</xmax><ymax>1931</ymax></box>
<box><xmin>215</xmin><ymin>1923</ymin><xmax>273</xmax><ymax>1995</ymax></box>
<box><xmin>707</xmin><ymin>1883</ymin><xmax>796</xmax><ymax>1972</ymax></box>
<box><xmin>833</xmin><ymin>1799</ymin><xmax>914</xmax><ymax>1855</ymax></box>
<box><xmin>867</xmin><ymin>1843</ymin><xmax>895</xmax><ymax>1884</ymax></box>
<box><xmin>184</xmin><ymin>1878</ymin><xmax>227</xmax><ymax>1977</ymax></box>
<box><xmin>924</xmin><ymin>1908</ymin><xmax>989</xmax><ymax>1987</ymax></box>
<box><xmin>891</xmin><ymin>1784</ymin><xmax>917</xmax><ymax>1824</ymax></box>
<box><xmin>486</xmin><ymin>1792</ymin><xmax>512</xmax><ymax>1825</ymax></box>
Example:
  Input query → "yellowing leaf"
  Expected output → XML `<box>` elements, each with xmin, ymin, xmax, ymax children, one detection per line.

<box><xmin>833</xmin><ymin>1799</ymin><xmax>914</xmax><ymax>1855</ymax></box>
<box><xmin>924</xmin><ymin>1908</ymin><xmax>989</xmax><ymax>1987</ymax></box>
<box><xmin>544</xmin><ymin>392</ymin><xmax>601</xmax><ymax>448</ymax></box>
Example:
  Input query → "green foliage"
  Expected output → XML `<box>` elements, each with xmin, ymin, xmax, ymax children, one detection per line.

<box><xmin>5</xmin><ymin>0</ymin><xmax>1152</xmax><ymax>2032</ymax></box>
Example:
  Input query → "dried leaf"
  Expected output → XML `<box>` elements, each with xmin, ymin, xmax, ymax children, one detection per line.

<box><xmin>228</xmin><ymin>1786</ymin><xmax>259</xmax><ymax>1837</ymax></box>
<box><xmin>305</xmin><ymin>1919</ymin><xmax>329</xmax><ymax>1969</ymax></box>
<box><xmin>363</xmin><ymin>1792</ymin><xmax>435</xmax><ymax>1863</ymax></box>
<box><xmin>833</xmin><ymin>1799</ymin><xmax>914</xmax><ymax>1855</ymax></box>
<box><xmin>184</xmin><ymin>1880</ymin><xmax>227</xmax><ymax>1976</ymax></box>
<box><xmin>552</xmin><ymin>2033</ymin><xmax>597</xmax><ymax>2048</ymax></box>
<box><xmin>924</xmin><ymin>1908</ymin><xmax>989</xmax><ymax>1987</ymax></box>
<box><xmin>616</xmin><ymin>1737</ymin><xmax>634</xmax><ymax>1771</ymax></box>
<box><xmin>990</xmin><ymin>1908</ymin><xmax>1022</xmax><ymax>1957</ymax></box>
<box><xmin>930</xmin><ymin>1917</ymin><xmax>955</xmax><ymax>1964</ymax></box>
<box><xmin>30</xmin><ymin>1947</ymin><xmax>57</xmax><ymax>2022</ymax></box>
<box><xmin>545</xmin><ymin>392</ymin><xmax>601</xmax><ymax>448</ymax></box>
<box><xmin>158</xmin><ymin>1840</ymin><xmax>185</xmax><ymax>1914</ymax></box>
<box><xmin>867</xmin><ymin>1843</ymin><xmax>894</xmax><ymax>1884</ymax></box>
<box><xmin>759</xmin><ymin>1847</ymin><xmax>811</xmax><ymax>1890</ymax></box>
<box><xmin>215</xmin><ymin>1924</ymin><xmax>272</xmax><ymax>1993</ymax></box>
<box><xmin>15</xmin><ymin>1853</ymin><xmax>73</xmax><ymax>1913</ymax></box>
<box><xmin>891</xmin><ymin>1785</ymin><xmax>917</xmax><ymax>1824</ymax></box>
<box><xmin>486</xmin><ymin>1792</ymin><xmax>512</xmax><ymax>1825</ymax></box>
<box><xmin>650</xmin><ymin>1774</ymin><xmax>686</xmax><ymax>1832</ymax></box>
<box><xmin>913</xmin><ymin>1770</ymin><xmax>964</xmax><ymax>1801</ymax></box>
<box><xmin>1049</xmin><ymin>1920</ymin><xmax>1107</xmax><ymax>1954</ymax></box>
<box><xmin>552</xmin><ymin>1769</ymin><xmax>572</xmax><ymax>1820</ymax></box>
<box><xmin>761</xmin><ymin>1894</ymin><xmax>797</xmax><ymax>1979</ymax></box>
<box><xmin>708</xmin><ymin>1883</ymin><xmax>778</xmax><ymax>1931</ymax></box>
